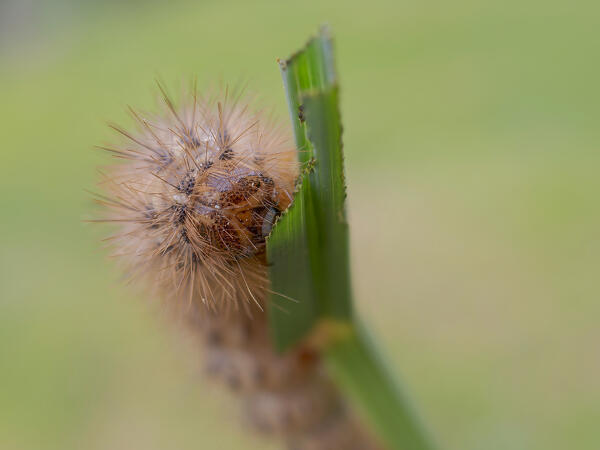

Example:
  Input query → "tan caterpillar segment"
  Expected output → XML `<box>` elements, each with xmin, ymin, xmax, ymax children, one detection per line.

<box><xmin>98</xmin><ymin>86</ymin><xmax>383</xmax><ymax>449</ymax></box>
<box><xmin>195</xmin><ymin>308</ymin><xmax>383</xmax><ymax>450</ymax></box>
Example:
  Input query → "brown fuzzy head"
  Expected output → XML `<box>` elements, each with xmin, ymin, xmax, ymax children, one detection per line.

<box><xmin>98</xmin><ymin>86</ymin><xmax>297</xmax><ymax>312</ymax></box>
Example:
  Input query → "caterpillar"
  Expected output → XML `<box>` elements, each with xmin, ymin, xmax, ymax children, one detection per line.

<box><xmin>96</xmin><ymin>84</ymin><xmax>382</xmax><ymax>450</ymax></box>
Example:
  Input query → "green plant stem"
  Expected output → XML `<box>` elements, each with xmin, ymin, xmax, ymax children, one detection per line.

<box><xmin>267</xmin><ymin>26</ymin><xmax>436</xmax><ymax>449</ymax></box>
<box><xmin>325</xmin><ymin>322</ymin><xmax>434</xmax><ymax>450</ymax></box>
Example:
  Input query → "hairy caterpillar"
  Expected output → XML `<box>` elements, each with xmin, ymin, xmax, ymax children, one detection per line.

<box><xmin>96</xmin><ymin>84</ymin><xmax>382</xmax><ymax>449</ymax></box>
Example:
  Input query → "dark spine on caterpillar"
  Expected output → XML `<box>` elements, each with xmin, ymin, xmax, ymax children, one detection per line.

<box><xmin>97</xmin><ymin>85</ymin><xmax>382</xmax><ymax>450</ymax></box>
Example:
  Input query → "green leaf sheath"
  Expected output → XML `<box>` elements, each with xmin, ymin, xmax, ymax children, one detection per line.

<box><xmin>267</xmin><ymin>26</ymin><xmax>436</xmax><ymax>450</ymax></box>
<box><xmin>268</xmin><ymin>26</ymin><xmax>352</xmax><ymax>350</ymax></box>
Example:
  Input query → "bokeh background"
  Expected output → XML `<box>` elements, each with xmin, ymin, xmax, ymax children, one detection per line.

<box><xmin>1</xmin><ymin>0</ymin><xmax>598</xmax><ymax>449</ymax></box>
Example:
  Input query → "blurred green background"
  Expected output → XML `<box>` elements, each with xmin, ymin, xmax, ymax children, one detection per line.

<box><xmin>1</xmin><ymin>0</ymin><xmax>598</xmax><ymax>449</ymax></box>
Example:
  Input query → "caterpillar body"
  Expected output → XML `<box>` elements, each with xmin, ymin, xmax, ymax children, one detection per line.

<box><xmin>98</xmin><ymin>85</ymin><xmax>381</xmax><ymax>450</ymax></box>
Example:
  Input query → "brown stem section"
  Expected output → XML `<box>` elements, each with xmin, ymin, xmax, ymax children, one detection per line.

<box><xmin>188</xmin><ymin>309</ymin><xmax>384</xmax><ymax>450</ymax></box>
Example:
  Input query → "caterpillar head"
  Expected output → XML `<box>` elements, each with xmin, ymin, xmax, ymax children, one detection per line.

<box><xmin>98</xmin><ymin>86</ymin><xmax>297</xmax><ymax>312</ymax></box>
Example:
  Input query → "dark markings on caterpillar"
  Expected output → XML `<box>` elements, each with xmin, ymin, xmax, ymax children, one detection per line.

<box><xmin>155</xmin><ymin>149</ymin><xmax>173</xmax><ymax>169</ymax></box>
<box><xmin>144</xmin><ymin>206</ymin><xmax>160</xmax><ymax>229</ymax></box>
<box><xmin>260</xmin><ymin>175</ymin><xmax>275</xmax><ymax>187</ymax></box>
<box><xmin>178</xmin><ymin>134</ymin><xmax>201</xmax><ymax>149</ymax></box>
<box><xmin>180</xmin><ymin>228</ymin><xmax>190</xmax><ymax>244</ymax></box>
<box><xmin>177</xmin><ymin>170</ymin><xmax>197</xmax><ymax>195</ymax></box>
<box><xmin>227</xmin><ymin>374</ymin><xmax>241</xmax><ymax>391</ymax></box>
<box><xmin>280</xmin><ymin>409</ymin><xmax>292</xmax><ymax>428</ymax></box>
<box><xmin>172</xmin><ymin>204</ymin><xmax>187</xmax><ymax>224</ymax></box>
<box><xmin>253</xmin><ymin>364</ymin><xmax>265</xmax><ymax>384</ymax></box>
<box><xmin>161</xmin><ymin>244</ymin><xmax>175</xmax><ymax>255</ymax></box>
<box><xmin>207</xmin><ymin>329</ymin><xmax>223</xmax><ymax>345</ymax></box>
<box><xmin>219</xmin><ymin>148</ymin><xmax>234</xmax><ymax>160</ymax></box>
<box><xmin>191</xmin><ymin>252</ymin><xmax>201</xmax><ymax>268</ymax></box>
<box><xmin>217</xmin><ymin>129</ymin><xmax>233</xmax><ymax>161</ymax></box>
<box><xmin>241</xmin><ymin>321</ymin><xmax>252</xmax><ymax>340</ymax></box>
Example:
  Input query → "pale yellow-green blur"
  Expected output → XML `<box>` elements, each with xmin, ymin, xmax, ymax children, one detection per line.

<box><xmin>1</xmin><ymin>1</ymin><xmax>598</xmax><ymax>449</ymax></box>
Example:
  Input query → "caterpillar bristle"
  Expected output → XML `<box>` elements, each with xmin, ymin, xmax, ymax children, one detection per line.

<box><xmin>97</xmin><ymin>84</ymin><xmax>383</xmax><ymax>449</ymax></box>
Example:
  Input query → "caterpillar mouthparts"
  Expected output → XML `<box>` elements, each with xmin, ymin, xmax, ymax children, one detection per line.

<box><xmin>99</xmin><ymin>85</ymin><xmax>297</xmax><ymax>312</ymax></box>
<box><xmin>97</xmin><ymin>84</ymin><xmax>382</xmax><ymax>450</ymax></box>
